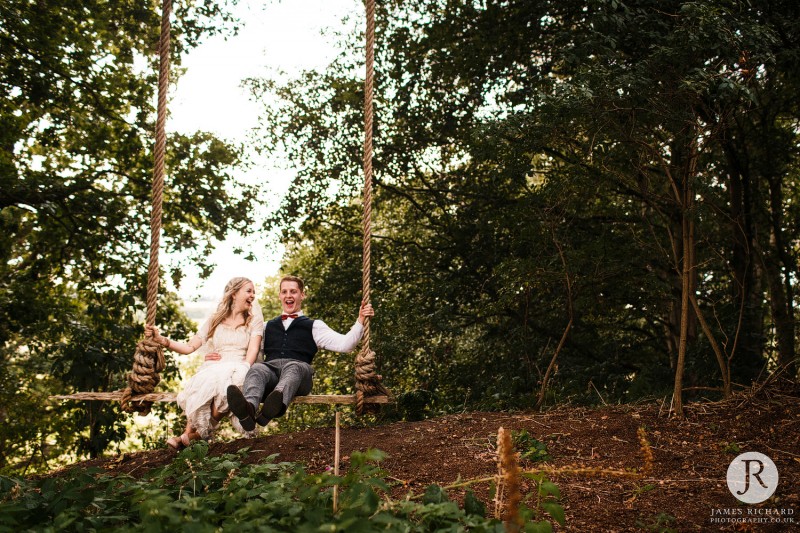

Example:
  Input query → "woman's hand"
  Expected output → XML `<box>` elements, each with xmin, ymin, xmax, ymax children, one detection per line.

<box><xmin>204</xmin><ymin>352</ymin><xmax>222</xmax><ymax>361</ymax></box>
<box><xmin>145</xmin><ymin>325</ymin><xmax>167</xmax><ymax>346</ymax></box>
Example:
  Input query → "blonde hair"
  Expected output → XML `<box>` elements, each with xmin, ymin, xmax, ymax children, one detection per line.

<box><xmin>207</xmin><ymin>277</ymin><xmax>254</xmax><ymax>338</ymax></box>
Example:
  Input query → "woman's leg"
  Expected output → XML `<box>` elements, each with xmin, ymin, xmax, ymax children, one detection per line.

<box><xmin>210</xmin><ymin>401</ymin><xmax>224</xmax><ymax>422</ymax></box>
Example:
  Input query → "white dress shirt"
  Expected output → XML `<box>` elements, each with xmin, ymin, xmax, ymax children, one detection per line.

<box><xmin>282</xmin><ymin>311</ymin><xmax>364</xmax><ymax>353</ymax></box>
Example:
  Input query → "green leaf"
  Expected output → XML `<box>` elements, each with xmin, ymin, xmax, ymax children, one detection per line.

<box><xmin>539</xmin><ymin>481</ymin><xmax>560</xmax><ymax>499</ymax></box>
<box><xmin>464</xmin><ymin>490</ymin><xmax>486</xmax><ymax>517</ymax></box>
<box><xmin>422</xmin><ymin>484</ymin><xmax>449</xmax><ymax>505</ymax></box>
<box><xmin>541</xmin><ymin>502</ymin><xmax>566</xmax><ymax>526</ymax></box>
<box><xmin>525</xmin><ymin>520</ymin><xmax>554</xmax><ymax>533</ymax></box>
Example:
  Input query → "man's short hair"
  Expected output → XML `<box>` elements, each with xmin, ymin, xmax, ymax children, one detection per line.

<box><xmin>279</xmin><ymin>275</ymin><xmax>305</xmax><ymax>293</ymax></box>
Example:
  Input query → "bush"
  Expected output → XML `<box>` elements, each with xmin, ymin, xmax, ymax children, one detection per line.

<box><xmin>0</xmin><ymin>444</ymin><xmax>516</xmax><ymax>532</ymax></box>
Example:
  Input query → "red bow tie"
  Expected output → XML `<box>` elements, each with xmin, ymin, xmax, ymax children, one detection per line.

<box><xmin>281</xmin><ymin>313</ymin><xmax>299</xmax><ymax>320</ymax></box>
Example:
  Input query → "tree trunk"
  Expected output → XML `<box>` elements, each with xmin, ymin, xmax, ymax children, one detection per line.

<box><xmin>726</xmin><ymin>159</ymin><xmax>766</xmax><ymax>376</ymax></box>
<box><xmin>764</xmin><ymin>175</ymin><xmax>796</xmax><ymax>375</ymax></box>
<box><xmin>664</xmin><ymin>212</ymin><xmax>698</xmax><ymax>375</ymax></box>
<box><xmin>671</xmin><ymin>137</ymin><xmax>699</xmax><ymax>418</ymax></box>
<box><xmin>689</xmin><ymin>293</ymin><xmax>731</xmax><ymax>397</ymax></box>
<box><xmin>672</xmin><ymin>197</ymin><xmax>693</xmax><ymax>417</ymax></box>
<box><xmin>758</xmin><ymin>244</ymin><xmax>796</xmax><ymax>373</ymax></box>
<box><xmin>536</xmin><ymin>235</ymin><xmax>573</xmax><ymax>410</ymax></box>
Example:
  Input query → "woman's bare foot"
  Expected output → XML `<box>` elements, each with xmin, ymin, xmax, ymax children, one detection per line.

<box><xmin>166</xmin><ymin>435</ymin><xmax>185</xmax><ymax>450</ymax></box>
<box><xmin>182</xmin><ymin>429</ymin><xmax>201</xmax><ymax>444</ymax></box>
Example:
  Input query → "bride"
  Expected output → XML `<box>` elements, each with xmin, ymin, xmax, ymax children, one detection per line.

<box><xmin>147</xmin><ymin>277</ymin><xmax>264</xmax><ymax>449</ymax></box>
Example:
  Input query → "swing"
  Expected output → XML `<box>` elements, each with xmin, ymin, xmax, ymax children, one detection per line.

<box><xmin>53</xmin><ymin>0</ymin><xmax>390</xmax><ymax>416</ymax></box>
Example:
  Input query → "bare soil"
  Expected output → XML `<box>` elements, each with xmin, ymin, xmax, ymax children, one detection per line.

<box><xmin>68</xmin><ymin>381</ymin><xmax>799</xmax><ymax>532</ymax></box>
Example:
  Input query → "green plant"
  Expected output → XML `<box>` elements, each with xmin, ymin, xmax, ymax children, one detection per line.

<box><xmin>0</xmin><ymin>445</ymin><xmax>554</xmax><ymax>532</ymax></box>
<box><xmin>512</xmin><ymin>430</ymin><xmax>552</xmax><ymax>463</ymax></box>
<box><xmin>721</xmin><ymin>442</ymin><xmax>741</xmax><ymax>454</ymax></box>
<box><xmin>632</xmin><ymin>483</ymin><xmax>656</xmax><ymax>497</ymax></box>
<box><xmin>636</xmin><ymin>512</ymin><xmax>677</xmax><ymax>532</ymax></box>
<box><xmin>522</xmin><ymin>471</ymin><xmax>566</xmax><ymax>530</ymax></box>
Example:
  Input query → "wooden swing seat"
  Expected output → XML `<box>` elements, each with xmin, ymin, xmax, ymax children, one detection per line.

<box><xmin>52</xmin><ymin>391</ymin><xmax>391</xmax><ymax>405</ymax></box>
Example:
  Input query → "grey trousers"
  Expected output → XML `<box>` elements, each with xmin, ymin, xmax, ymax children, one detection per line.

<box><xmin>242</xmin><ymin>358</ymin><xmax>314</xmax><ymax>413</ymax></box>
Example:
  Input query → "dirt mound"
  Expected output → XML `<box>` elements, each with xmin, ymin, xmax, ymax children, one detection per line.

<box><xmin>67</xmin><ymin>383</ymin><xmax>799</xmax><ymax>531</ymax></box>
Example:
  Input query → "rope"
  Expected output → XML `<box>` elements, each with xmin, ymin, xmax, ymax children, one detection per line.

<box><xmin>121</xmin><ymin>0</ymin><xmax>171</xmax><ymax>415</ymax></box>
<box><xmin>355</xmin><ymin>0</ymin><xmax>390</xmax><ymax>414</ymax></box>
<box><xmin>119</xmin><ymin>337</ymin><xmax>166</xmax><ymax>413</ymax></box>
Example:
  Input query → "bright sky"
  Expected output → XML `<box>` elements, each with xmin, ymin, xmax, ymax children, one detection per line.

<box><xmin>168</xmin><ymin>0</ymin><xmax>358</xmax><ymax>304</ymax></box>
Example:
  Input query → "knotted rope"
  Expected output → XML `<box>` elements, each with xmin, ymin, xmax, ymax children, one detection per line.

<box><xmin>119</xmin><ymin>337</ymin><xmax>166</xmax><ymax>413</ymax></box>
<box><xmin>355</xmin><ymin>0</ymin><xmax>390</xmax><ymax>415</ymax></box>
<box><xmin>121</xmin><ymin>0</ymin><xmax>171</xmax><ymax>414</ymax></box>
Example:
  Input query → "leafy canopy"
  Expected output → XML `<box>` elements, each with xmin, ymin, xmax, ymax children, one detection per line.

<box><xmin>0</xmin><ymin>0</ymin><xmax>261</xmax><ymax>470</ymax></box>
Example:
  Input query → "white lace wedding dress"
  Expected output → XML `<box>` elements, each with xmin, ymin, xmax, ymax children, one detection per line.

<box><xmin>177</xmin><ymin>316</ymin><xmax>263</xmax><ymax>439</ymax></box>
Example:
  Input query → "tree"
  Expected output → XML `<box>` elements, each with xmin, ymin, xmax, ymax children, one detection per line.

<box><xmin>0</xmin><ymin>0</ymin><xmax>257</xmax><ymax>471</ymax></box>
<box><xmin>248</xmin><ymin>0</ymin><xmax>799</xmax><ymax>417</ymax></box>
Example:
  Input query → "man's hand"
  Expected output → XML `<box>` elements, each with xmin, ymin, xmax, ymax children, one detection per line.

<box><xmin>358</xmin><ymin>301</ymin><xmax>375</xmax><ymax>325</ymax></box>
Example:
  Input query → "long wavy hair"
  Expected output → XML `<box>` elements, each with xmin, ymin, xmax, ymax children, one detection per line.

<box><xmin>206</xmin><ymin>277</ymin><xmax>254</xmax><ymax>338</ymax></box>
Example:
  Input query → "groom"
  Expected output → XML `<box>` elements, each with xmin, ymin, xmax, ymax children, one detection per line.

<box><xmin>227</xmin><ymin>275</ymin><xmax>373</xmax><ymax>430</ymax></box>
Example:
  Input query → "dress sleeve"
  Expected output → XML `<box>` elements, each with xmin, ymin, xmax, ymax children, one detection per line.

<box><xmin>195</xmin><ymin>317</ymin><xmax>211</xmax><ymax>343</ymax></box>
<box><xmin>249</xmin><ymin>307</ymin><xmax>265</xmax><ymax>338</ymax></box>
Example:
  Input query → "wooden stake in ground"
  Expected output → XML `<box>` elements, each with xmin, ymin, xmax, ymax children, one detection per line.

<box><xmin>333</xmin><ymin>409</ymin><xmax>341</xmax><ymax>513</ymax></box>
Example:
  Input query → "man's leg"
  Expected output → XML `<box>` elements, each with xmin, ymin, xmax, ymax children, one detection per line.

<box><xmin>228</xmin><ymin>364</ymin><xmax>277</xmax><ymax>431</ymax></box>
<box><xmin>244</xmin><ymin>363</ymin><xmax>279</xmax><ymax>407</ymax></box>
<box><xmin>252</xmin><ymin>362</ymin><xmax>283</xmax><ymax>425</ymax></box>
<box><xmin>262</xmin><ymin>360</ymin><xmax>313</xmax><ymax>419</ymax></box>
